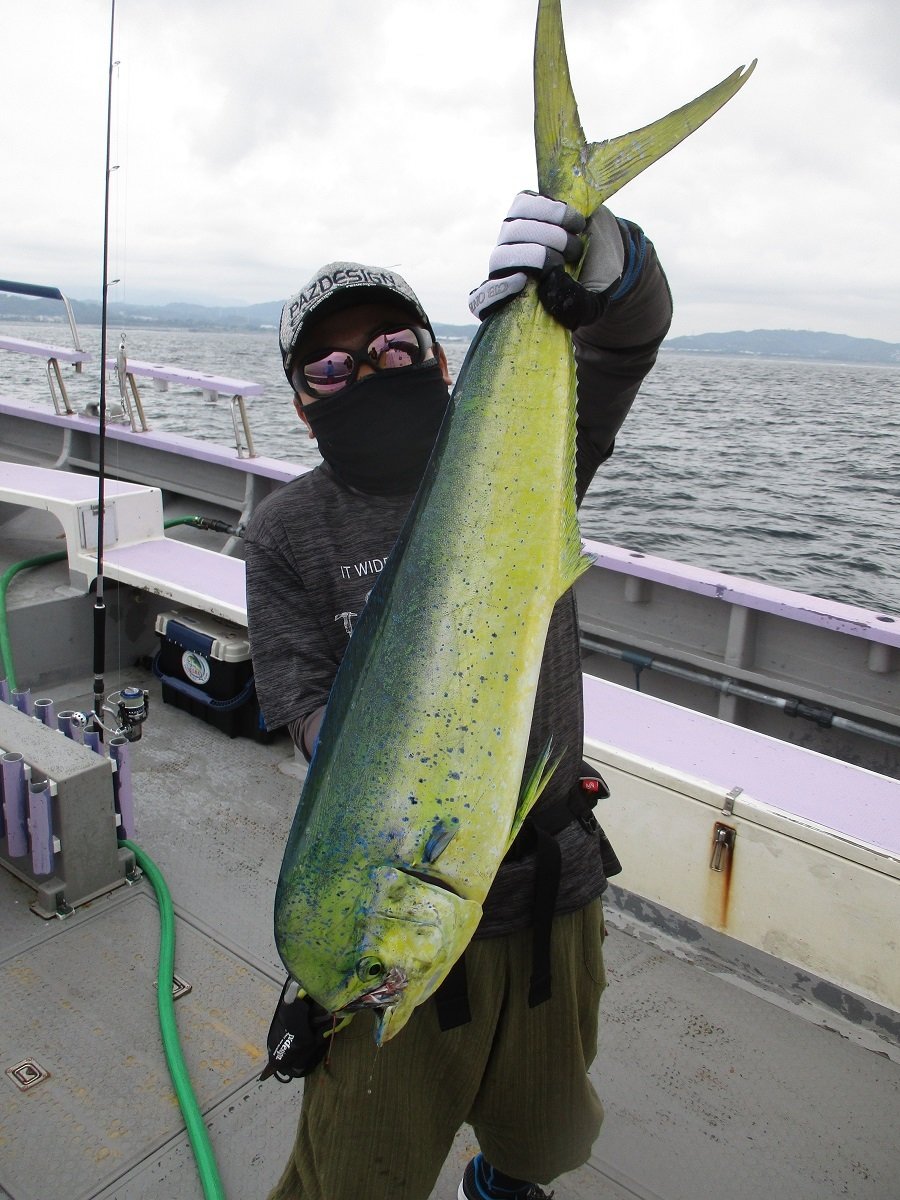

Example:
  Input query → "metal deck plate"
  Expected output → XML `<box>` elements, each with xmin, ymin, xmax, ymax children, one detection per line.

<box><xmin>0</xmin><ymin>888</ymin><xmax>279</xmax><ymax>1200</ymax></box>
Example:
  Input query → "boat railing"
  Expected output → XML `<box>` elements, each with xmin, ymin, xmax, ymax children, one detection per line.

<box><xmin>577</xmin><ymin>537</ymin><xmax>900</xmax><ymax>779</ymax></box>
<box><xmin>1</xmin><ymin>280</ymin><xmax>264</xmax><ymax>458</ymax></box>
<box><xmin>0</xmin><ymin>279</ymin><xmax>91</xmax><ymax>415</ymax></box>
<box><xmin>101</xmin><ymin>346</ymin><xmax>263</xmax><ymax>459</ymax></box>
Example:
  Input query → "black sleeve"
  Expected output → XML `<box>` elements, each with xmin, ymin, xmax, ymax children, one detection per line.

<box><xmin>573</xmin><ymin>220</ymin><xmax>673</xmax><ymax>504</ymax></box>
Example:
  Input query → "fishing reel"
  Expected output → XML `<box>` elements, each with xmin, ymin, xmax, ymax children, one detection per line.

<box><xmin>108</xmin><ymin>686</ymin><xmax>151</xmax><ymax>741</ymax></box>
<box><xmin>79</xmin><ymin>686</ymin><xmax>150</xmax><ymax>742</ymax></box>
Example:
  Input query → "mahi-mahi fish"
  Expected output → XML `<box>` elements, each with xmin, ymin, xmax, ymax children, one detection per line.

<box><xmin>274</xmin><ymin>0</ymin><xmax>755</xmax><ymax>1043</ymax></box>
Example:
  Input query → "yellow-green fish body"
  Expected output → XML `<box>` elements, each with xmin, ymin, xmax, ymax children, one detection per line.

<box><xmin>274</xmin><ymin>0</ymin><xmax>754</xmax><ymax>1042</ymax></box>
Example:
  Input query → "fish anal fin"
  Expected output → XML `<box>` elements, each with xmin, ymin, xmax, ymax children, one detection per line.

<box><xmin>505</xmin><ymin>738</ymin><xmax>563</xmax><ymax>853</ymax></box>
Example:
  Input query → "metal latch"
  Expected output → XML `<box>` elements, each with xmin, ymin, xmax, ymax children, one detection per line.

<box><xmin>722</xmin><ymin>786</ymin><xmax>743</xmax><ymax>816</ymax></box>
<box><xmin>710</xmin><ymin>822</ymin><xmax>736</xmax><ymax>872</ymax></box>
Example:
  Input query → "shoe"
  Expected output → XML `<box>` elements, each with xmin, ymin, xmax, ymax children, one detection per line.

<box><xmin>458</xmin><ymin>1154</ymin><xmax>554</xmax><ymax>1200</ymax></box>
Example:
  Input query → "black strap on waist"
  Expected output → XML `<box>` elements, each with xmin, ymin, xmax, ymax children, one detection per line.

<box><xmin>435</xmin><ymin>949</ymin><xmax>471</xmax><ymax>1031</ymax></box>
<box><xmin>527</xmin><ymin>824</ymin><xmax>562</xmax><ymax>1006</ymax></box>
<box><xmin>434</xmin><ymin>761</ymin><xmax>619</xmax><ymax>1026</ymax></box>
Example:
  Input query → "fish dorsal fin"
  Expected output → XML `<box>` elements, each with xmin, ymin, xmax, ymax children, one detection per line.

<box><xmin>534</xmin><ymin>0</ymin><xmax>756</xmax><ymax>214</ymax></box>
<box><xmin>505</xmin><ymin>738</ymin><xmax>562</xmax><ymax>853</ymax></box>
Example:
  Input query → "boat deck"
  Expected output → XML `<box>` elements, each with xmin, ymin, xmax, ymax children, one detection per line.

<box><xmin>2</xmin><ymin>669</ymin><xmax>898</xmax><ymax>1200</ymax></box>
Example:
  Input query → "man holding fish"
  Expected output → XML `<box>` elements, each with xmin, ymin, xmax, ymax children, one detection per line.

<box><xmin>246</xmin><ymin>189</ymin><xmax>671</xmax><ymax>1199</ymax></box>
<box><xmin>247</xmin><ymin>0</ymin><xmax>753</xmax><ymax>1191</ymax></box>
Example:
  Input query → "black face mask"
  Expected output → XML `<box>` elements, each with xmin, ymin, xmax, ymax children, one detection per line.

<box><xmin>301</xmin><ymin>359</ymin><xmax>451</xmax><ymax>495</ymax></box>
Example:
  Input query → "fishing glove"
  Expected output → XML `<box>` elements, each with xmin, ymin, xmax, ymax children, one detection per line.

<box><xmin>468</xmin><ymin>191</ymin><xmax>625</xmax><ymax>330</ymax></box>
<box><xmin>259</xmin><ymin>977</ymin><xmax>350</xmax><ymax>1082</ymax></box>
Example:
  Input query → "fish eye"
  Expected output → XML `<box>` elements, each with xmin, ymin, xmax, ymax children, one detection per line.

<box><xmin>357</xmin><ymin>956</ymin><xmax>385</xmax><ymax>983</ymax></box>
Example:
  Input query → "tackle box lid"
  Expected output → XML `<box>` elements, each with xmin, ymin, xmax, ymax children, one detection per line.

<box><xmin>155</xmin><ymin>609</ymin><xmax>251</xmax><ymax>662</ymax></box>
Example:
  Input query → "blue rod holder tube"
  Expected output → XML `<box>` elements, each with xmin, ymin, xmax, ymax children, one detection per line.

<box><xmin>34</xmin><ymin>698</ymin><xmax>57</xmax><ymax>729</ymax></box>
<box><xmin>2</xmin><ymin>751</ymin><xmax>28</xmax><ymax>858</ymax></box>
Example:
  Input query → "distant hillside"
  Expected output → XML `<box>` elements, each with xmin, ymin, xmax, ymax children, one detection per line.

<box><xmin>0</xmin><ymin>291</ymin><xmax>477</xmax><ymax>341</ymax></box>
<box><xmin>2</xmin><ymin>289</ymin><xmax>897</xmax><ymax>363</ymax></box>
<box><xmin>0</xmin><ymin>292</ymin><xmax>284</xmax><ymax>331</ymax></box>
<box><xmin>664</xmin><ymin>329</ymin><xmax>900</xmax><ymax>365</ymax></box>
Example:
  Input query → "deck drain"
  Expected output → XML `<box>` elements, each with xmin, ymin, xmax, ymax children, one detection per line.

<box><xmin>172</xmin><ymin>973</ymin><xmax>192</xmax><ymax>1000</ymax></box>
<box><xmin>5</xmin><ymin>1059</ymin><xmax>51</xmax><ymax>1092</ymax></box>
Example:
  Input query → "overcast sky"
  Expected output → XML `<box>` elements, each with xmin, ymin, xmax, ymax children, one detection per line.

<box><xmin>3</xmin><ymin>0</ymin><xmax>898</xmax><ymax>339</ymax></box>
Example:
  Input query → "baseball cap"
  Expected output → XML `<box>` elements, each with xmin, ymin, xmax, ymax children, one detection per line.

<box><xmin>279</xmin><ymin>261</ymin><xmax>434</xmax><ymax>382</ymax></box>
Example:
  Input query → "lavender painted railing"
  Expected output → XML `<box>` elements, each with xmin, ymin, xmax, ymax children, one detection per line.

<box><xmin>584</xmin><ymin>539</ymin><xmax>900</xmax><ymax>649</ymax></box>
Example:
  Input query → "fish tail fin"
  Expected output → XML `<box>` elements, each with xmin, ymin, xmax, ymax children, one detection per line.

<box><xmin>534</xmin><ymin>0</ymin><xmax>756</xmax><ymax>215</ymax></box>
<box><xmin>506</xmin><ymin>737</ymin><xmax>564</xmax><ymax>852</ymax></box>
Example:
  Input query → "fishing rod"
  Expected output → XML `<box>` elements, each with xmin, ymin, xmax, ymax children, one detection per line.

<box><xmin>87</xmin><ymin>2</ymin><xmax>148</xmax><ymax>745</ymax></box>
<box><xmin>92</xmin><ymin>0</ymin><xmax>118</xmax><ymax>729</ymax></box>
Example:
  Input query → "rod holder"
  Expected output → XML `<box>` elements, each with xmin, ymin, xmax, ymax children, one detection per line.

<box><xmin>2</xmin><ymin>751</ymin><xmax>29</xmax><ymax>858</ymax></box>
<box><xmin>34</xmin><ymin>699</ymin><xmax>57</xmax><ymax>729</ymax></box>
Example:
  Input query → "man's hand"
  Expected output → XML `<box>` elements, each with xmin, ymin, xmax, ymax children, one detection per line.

<box><xmin>468</xmin><ymin>191</ymin><xmax>625</xmax><ymax>330</ymax></box>
<box><xmin>259</xmin><ymin>977</ymin><xmax>351</xmax><ymax>1082</ymax></box>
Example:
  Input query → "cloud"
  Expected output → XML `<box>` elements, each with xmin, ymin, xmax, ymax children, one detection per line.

<box><xmin>2</xmin><ymin>0</ymin><xmax>898</xmax><ymax>340</ymax></box>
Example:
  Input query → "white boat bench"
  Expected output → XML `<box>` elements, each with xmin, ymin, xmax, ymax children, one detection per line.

<box><xmin>102</xmin><ymin>537</ymin><xmax>246</xmax><ymax>626</ymax></box>
<box><xmin>583</xmin><ymin>673</ymin><xmax>900</xmax><ymax>854</ymax></box>
<box><xmin>582</xmin><ymin>673</ymin><xmax>900</xmax><ymax>1012</ymax></box>
<box><xmin>0</xmin><ymin>461</ymin><xmax>247</xmax><ymax>626</ymax></box>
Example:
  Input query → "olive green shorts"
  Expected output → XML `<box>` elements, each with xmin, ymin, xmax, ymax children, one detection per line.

<box><xmin>267</xmin><ymin>899</ymin><xmax>606</xmax><ymax>1200</ymax></box>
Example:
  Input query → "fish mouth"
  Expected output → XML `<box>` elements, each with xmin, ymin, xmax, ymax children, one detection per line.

<box><xmin>339</xmin><ymin>965</ymin><xmax>408</xmax><ymax>1013</ymax></box>
<box><xmin>396</xmin><ymin>864</ymin><xmax>464</xmax><ymax>896</ymax></box>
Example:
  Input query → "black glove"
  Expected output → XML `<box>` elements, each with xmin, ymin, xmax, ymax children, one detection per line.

<box><xmin>259</xmin><ymin>977</ymin><xmax>350</xmax><ymax>1082</ymax></box>
<box><xmin>537</xmin><ymin>267</ymin><xmax>607</xmax><ymax>331</ymax></box>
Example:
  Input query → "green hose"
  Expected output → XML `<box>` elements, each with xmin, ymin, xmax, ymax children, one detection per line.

<box><xmin>163</xmin><ymin>516</ymin><xmax>205</xmax><ymax>528</ymax></box>
<box><xmin>1</xmin><ymin>523</ymin><xmax>226</xmax><ymax>1197</ymax></box>
<box><xmin>120</xmin><ymin>838</ymin><xmax>227</xmax><ymax>1200</ymax></box>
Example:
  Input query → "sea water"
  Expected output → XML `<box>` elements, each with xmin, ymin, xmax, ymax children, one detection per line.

<box><xmin>4</xmin><ymin>324</ymin><xmax>898</xmax><ymax>614</ymax></box>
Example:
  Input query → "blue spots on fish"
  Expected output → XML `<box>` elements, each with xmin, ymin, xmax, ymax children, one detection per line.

<box><xmin>424</xmin><ymin>817</ymin><xmax>460</xmax><ymax>863</ymax></box>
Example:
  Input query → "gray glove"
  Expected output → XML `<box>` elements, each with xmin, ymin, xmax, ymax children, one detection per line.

<box><xmin>468</xmin><ymin>191</ymin><xmax>625</xmax><ymax>330</ymax></box>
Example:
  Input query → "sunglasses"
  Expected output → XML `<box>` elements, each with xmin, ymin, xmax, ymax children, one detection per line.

<box><xmin>293</xmin><ymin>325</ymin><xmax>433</xmax><ymax>400</ymax></box>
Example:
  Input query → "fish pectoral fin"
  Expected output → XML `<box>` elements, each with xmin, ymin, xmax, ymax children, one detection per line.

<box><xmin>505</xmin><ymin>738</ymin><xmax>562</xmax><ymax>853</ymax></box>
<box><xmin>423</xmin><ymin>817</ymin><xmax>459</xmax><ymax>863</ymax></box>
